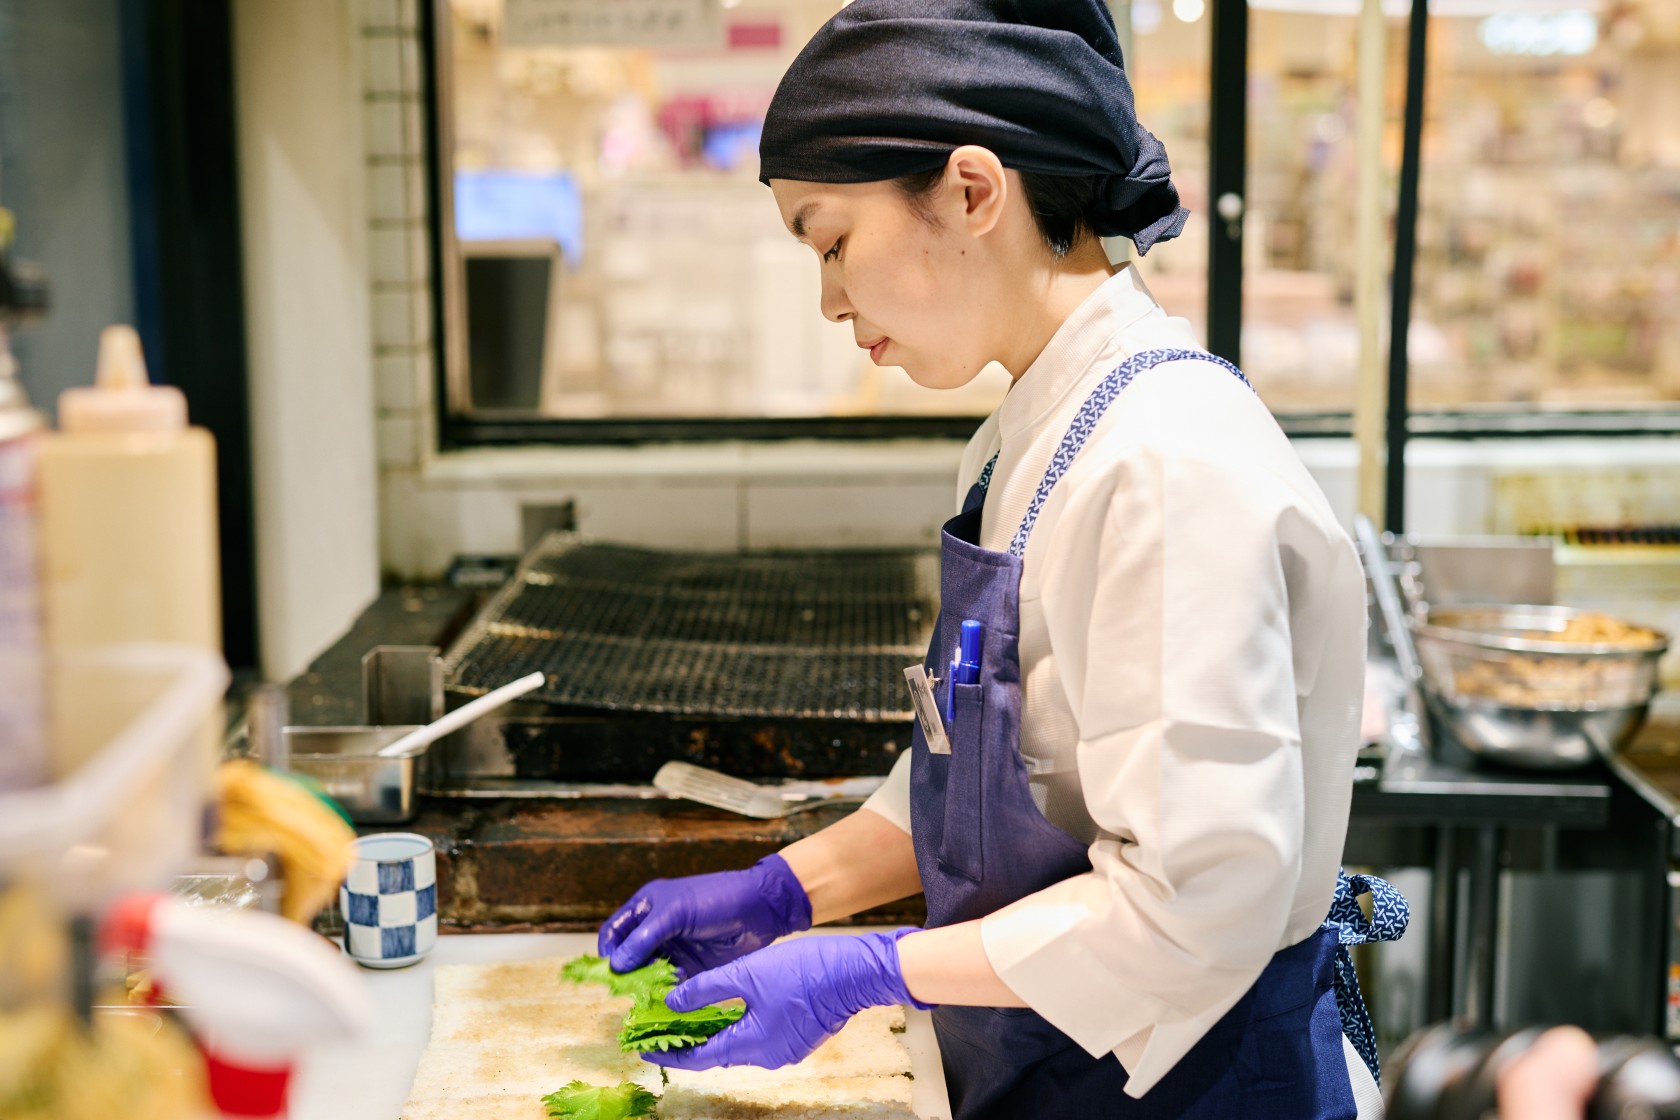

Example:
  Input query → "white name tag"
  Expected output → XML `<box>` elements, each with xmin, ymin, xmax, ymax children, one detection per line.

<box><xmin>904</xmin><ymin>664</ymin><xmax>951</xmax><ymax>755</ymax></box>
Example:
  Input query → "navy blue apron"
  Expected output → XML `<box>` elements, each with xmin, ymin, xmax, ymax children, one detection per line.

<box><xmin>909</xmin><ymin>348</ymin><xmax>1407</xmax><ymax>1120</ymax></box>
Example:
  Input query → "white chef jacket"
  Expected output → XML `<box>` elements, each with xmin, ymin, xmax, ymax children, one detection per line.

<box><xmin>863</xmin><ymin>264</ymin><xmax>1369</xmax><ymax>1099</ymax></box>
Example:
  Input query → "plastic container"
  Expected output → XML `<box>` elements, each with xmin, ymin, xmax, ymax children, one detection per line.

<box><xmin>36</xmin><ymin>325</ymin><xmax>221</xmax><ymax>778</ymax></box>
<box><xmin>37</xmin><ymin>325</ymin><xmax>220</xmax><ymax>651</ymax></box>
<box><xmin>0</xmin><ymin>643</ymin><xmax>229</xmax><ymax>911</ymax></box>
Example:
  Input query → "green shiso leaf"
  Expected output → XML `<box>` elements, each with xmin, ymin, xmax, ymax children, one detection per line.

<box><xmin>559</xmin><ymin>955</ymin><xmax>614</xmax><ymax>987</ymax></box>
<box><xmin>559</xmin><ymin>954</ymin><xmax>679</xmax><ymax>1001</ymax></box>
<box><xmin>540</xmin><ymin>1080</ymin><xmax>659</xmax><ymax>1120</ymax></box>
<box><xmin>560</xmin><ymin>954</ymin><xmax>742</xmax><ymax>1055</ymax></box>
<box><xmin>616</xmin><ymin>994</ymin><xmax>745</xmax><ymax>1054</ymax></box>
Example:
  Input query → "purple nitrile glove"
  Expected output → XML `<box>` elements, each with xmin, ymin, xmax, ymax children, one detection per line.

<box><xmin>598</xmin><ymin>853</ymin><xmax>813</xmax><ymax>978</ymax></box>
<box><xmin>644</xmin><ymin>929</ymin><xmax>932</xmax><ymax>1072</ymax></box>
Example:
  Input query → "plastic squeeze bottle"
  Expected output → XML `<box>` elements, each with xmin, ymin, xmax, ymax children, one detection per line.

<box><xmin>36</xmin><ymin>325</ymin><xmax>221</xmax><ymax>774</ymax></box>
<box><xmin>0</xmin><ymin>322</ymin><xmax>47</xmax><ymax>789</ymax></box>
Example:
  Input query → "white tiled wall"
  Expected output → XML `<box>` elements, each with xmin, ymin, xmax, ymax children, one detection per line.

<box><xmin>361</xmin><ymin>0</ymin><xmax>433</xmax><ymax>488</ymax></box>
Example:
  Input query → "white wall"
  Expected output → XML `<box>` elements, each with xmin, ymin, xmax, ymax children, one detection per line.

<box><xmin>234</xmin><ymin>0</ymin><xmax>381</xmax><ymax>680</ymax></box>
<box><xmin>380</xmin><ymin>434</ymin><xmax>1680</xmax><ymax>581</ymax></box>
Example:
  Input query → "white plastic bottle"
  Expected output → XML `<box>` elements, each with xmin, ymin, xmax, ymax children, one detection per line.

<box><xmin>0</xmin><ymin>322</ymin><xmax>47</xmax><ymax>789</ymax></box>
<box><xmin>36</xmin><ymin>325</ymin><xmax>222</xmax><ymax>774</ymax></box>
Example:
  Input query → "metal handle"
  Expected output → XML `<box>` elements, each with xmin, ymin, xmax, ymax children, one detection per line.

<box><xmin>1355</xmin><ymin>514</ymin><xmax>1432</xmax><ymax>755</ymax></box>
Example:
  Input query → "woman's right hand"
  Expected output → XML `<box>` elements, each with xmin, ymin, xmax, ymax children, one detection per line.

<box><xmin>598</xmin><ymin>853</ymin><xmax>813</xmax><ymax>978</ymax></box>
<box><xmin>1497</xmin><ymin>1026</ymin><xmax>1598</xmax><ymax>1120</ymax></box>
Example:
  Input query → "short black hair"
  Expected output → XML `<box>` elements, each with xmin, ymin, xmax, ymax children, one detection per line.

<box><xmin>892</xmin><ymin>166</ymin><xmax>1099</xmax><ymax>257</ymax></box>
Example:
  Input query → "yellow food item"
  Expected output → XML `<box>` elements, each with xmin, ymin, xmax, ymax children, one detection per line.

<box><xmin>214</xmin><ymin>759</ymin><xmax>355</xmax><ymax>923</ymax></box>
<box><xmin>1441</xmin><ymin>612</ymin><xmax>1661</xmax><ymax>708</ymax></box>
<box><xmin>0</xmin><ymin>863</ymin><xmax>205</xmax><ymax>1119</ymax></box>
<box><xmin>0</xmin><ymin>883</ymin><xmax>65</xmax><ymax>1009</ymax></box>
<box><xmin>0</xmin><ymin>1004</ymin><xmax>207</xmax><ymax>1120</ymax></box>
<box><xmin>1547</xmin><ymin>612</ymin><xmax>1659</xmax><ymax>646</ymax></box>
<box><xmin>1452</xmin><ymin>654</ymin><xmax>1650</xmax><ymax>707</ymax></box>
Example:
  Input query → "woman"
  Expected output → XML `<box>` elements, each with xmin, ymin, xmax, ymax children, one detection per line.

<box><xmin>600</xmin><ymin>1</ymin><xmax>1405</xmax><ymax>1116</ymax></box>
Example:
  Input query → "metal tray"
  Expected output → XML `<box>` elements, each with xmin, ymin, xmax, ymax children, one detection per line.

<box><xmin>284</xmin><ymin>725</ymin><xmax>426</xmax><ymax>824</ymax></box>
<box><xmin>281</xmin><ymin>645</ymin><xmax>446</xmax><ymax>824</ymax></box>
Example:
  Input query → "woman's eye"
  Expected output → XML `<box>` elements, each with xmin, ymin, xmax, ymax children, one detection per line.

<box><xmin>822</xmin><ymin>238</ymin><xmax>843</xmax><ymax>263</ymax></box>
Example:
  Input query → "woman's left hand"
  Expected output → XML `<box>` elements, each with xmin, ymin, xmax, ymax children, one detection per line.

<box><xmin>645</xmin><ymin>929</ymin><xmax>927</xmax><ymax>1071</ymax></box>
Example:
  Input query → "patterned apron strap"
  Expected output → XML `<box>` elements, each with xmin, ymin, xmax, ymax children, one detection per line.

<box><xmin>971</xmin><ymin>349</ymin><xmax>1251</xmax><ymax>557</ymax></box>
<box><xmin>1322</xmin><ymin>868</ymin><xmax>1411</xmax><ymax>1085</ymax></box>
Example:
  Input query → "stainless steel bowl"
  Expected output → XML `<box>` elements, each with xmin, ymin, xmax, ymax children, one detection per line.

<box><xmin>1419</xmin><ymin>694</ymin><xmax>1653</xmax><ymax>769</ymax></box>
<box><xmin>1414</xmin><ymin>604</ymin><xmax>1668</xmax><ymax>769</ymax></box>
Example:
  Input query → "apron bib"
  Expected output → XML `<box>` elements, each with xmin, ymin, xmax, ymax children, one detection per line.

<box><xmin>908</xmin><ymin>348</ymin><xmax>1406</xmax><ymax>1120</ymax></box>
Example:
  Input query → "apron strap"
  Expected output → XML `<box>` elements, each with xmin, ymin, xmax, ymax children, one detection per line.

<box><xmin>1322</xmin><ymin>868</ymin><xmax>1411</xmax><ymax>1085</ymax></box>
<box><xmin>972</xmin><ymin>349</ymin><xmax>1252</xmax><ymax>557</ymax></box>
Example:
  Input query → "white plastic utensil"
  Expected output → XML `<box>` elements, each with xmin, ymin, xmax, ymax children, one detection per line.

<box><xmin>652</xmin><ymin>761</ymin><xmax>878</xmax><ymax>819</ymax></box>
<box><xmin>374</xmin><ymin>671</ymin><xmax>546</xmax><ymax>758</ymax></box>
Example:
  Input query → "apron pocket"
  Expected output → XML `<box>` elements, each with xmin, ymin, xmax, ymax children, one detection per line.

<box><xmin>939</xmin><ymin>682</ymin><xmax>987</xmax><ymax>883</ymax></box>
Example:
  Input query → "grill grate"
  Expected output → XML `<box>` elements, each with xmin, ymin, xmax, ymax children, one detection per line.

<box><xmin>442</xmin><ymin>535</ymin><xmax>937</xmax><ymax>721</ymax></box>
<box><xmin>1545</xmin><ymin>525</ymin><xmax>1680</xmax><ymax>546</ymax></box>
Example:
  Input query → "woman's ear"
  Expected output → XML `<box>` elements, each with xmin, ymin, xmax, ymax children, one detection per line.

<box><xmin>942</xmin><ymin>145</ymin><xmax>1008</xmax><ymax>240</ymax></box>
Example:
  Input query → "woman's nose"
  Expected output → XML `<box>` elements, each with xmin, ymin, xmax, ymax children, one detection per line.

<box><xmin>818</xmin><ymin>269</ymin><xmax>853</xmax><ymax>324</ymax></box>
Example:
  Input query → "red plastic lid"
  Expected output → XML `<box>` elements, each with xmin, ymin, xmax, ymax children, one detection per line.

<box><xmin>203</xmin><ymin>1047</ymin><xmax>295</xmax><ymax>1118</ymax></box>
<box><xmin>100</xmin><ymin>893</ymin><xmax>161</xmax><ymax>957</ymax></box>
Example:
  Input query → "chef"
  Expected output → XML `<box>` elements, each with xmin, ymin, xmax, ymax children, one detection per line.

<box><xmin>599</xmin><ymin>1</ymin><xmax>1406</xmax><ymax>1116</ymax></box>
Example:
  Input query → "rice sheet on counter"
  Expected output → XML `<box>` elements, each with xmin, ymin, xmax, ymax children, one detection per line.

<box><xmin>401</xmin><ymin>955</ymin><xmax>917</xmax><ymax>1120</ymax></box>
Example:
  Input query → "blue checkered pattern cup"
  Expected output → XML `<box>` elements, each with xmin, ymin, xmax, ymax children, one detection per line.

<box><xmin>340</xmin><ymin>832</ymin><xmax>438</xmax><ymax>968</ymax></box>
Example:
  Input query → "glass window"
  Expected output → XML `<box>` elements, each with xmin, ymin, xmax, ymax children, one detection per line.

<box><xmin>1128</xmin><ymin>1</ymin><xmax>1411</xmax><ymax>417</ymax></box>
<box><xmin>439</xmin><ymin>0</ymin><xmax>1013</xmax><ymax>424</ymax></box>
<box><xmin>1124</xmin><ymin>0</ymin><xmax>1215</xmax><ymax>354</ymax></box>
<box><xmin>1239</xmin><ymin>5</ymin><xmax>1408</xmax><ymax>414</ymax></box>
<box><xmin>1410</xmin><ymin>1</ymin><xmax>1680</xmax><ymax>410</ymax></box>
<box><xmin>436</xmin><ymin>0</ymin><xmax>1680</xmax><ymax>434</ymax></box>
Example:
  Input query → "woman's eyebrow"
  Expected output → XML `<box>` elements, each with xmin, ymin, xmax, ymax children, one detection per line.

<box><xmin>789</xmin><ymin>202</ymin><xmax>820</xmax><ymax>241</ymax></box>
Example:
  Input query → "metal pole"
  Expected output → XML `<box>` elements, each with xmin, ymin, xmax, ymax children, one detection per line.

<box><xmin>1462</xmin><ymin>825</ymin><xmax>1501</xmax><ymax>1027</ymax></box>
<box><xmin>1207</xmin><ymin>0</ymin><xmax>1248</xmax><ymax>367</ymax></box>
<box><xmin>1353</xmin><ymin>0</ymin><xmax>1388</xmax><ymax>526</ymax></box>
<box><xmin>1427</xmin><ymin>825</ymin><xmax>1459</xmax><ymax>1021</ymax></box>
<box><xmin>1106</xmin><ymin>0</ymin><xmax>1136</xmax><ymax>267</ymax></box>
<box><xmin>1386</xmin><ymin>0</ymin><xmax>1430</xmax><ymax>534</ymax></box>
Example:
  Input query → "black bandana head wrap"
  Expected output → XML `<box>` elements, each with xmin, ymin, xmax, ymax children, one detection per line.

<box><xmin>758</xmin><ymin>0</ymin><xmax>1188</xmax><ymax>255</ymax></box>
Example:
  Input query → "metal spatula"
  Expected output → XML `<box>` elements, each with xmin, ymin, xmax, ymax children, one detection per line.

<box><xmin>652</xmin><ymin>762</ymin><xmax>881</xmax><ymax>819</ymax></box>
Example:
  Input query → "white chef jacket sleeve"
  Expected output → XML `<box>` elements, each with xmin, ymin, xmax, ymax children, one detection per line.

<box><xmin>978</xmin><ymin>442</ymin><xmax>1314</xmax><ymax>1096</ymax></box>
<box><xmin>860</xmin><ymin>749</ymin><xmax>914</xmax><ymax>835</ymax></box>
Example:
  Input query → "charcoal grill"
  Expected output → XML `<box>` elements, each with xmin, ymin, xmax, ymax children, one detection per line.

<box><xmin>428</xmin><ymin>533</ymin><xmax>938</xmax><ymax>789</ymax></box>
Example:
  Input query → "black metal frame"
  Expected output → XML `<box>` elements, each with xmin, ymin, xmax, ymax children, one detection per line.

<box><xmin>120</xmin><ymin>0</ymin><xmax>258</xmax><ymax>672</ymax></box>
<box><xmin>1207</xmin><ymin>0</ymin><xmax>1247</xmax><ymax>368</ymax></box>
<box><xmin>1386</xmin><ymin>0</ymin><xmax>1431</xmax><ymax>534</ymax></box>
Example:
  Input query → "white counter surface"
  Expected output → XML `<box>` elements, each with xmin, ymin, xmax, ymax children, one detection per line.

<box><xmin>291</xmin><ymin>930</ymin><xmax>951</xmax><ymax>1120</ymax></box>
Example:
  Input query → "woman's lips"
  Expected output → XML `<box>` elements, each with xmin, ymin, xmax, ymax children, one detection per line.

<box><xmin>860</xmin><ymin>338</ymin><xmax>888</xmax><ymax>364</ymax></box>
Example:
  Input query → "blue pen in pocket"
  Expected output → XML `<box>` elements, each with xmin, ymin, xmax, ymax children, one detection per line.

<box><xmin>945</xmin><ymin>619</ymin><xmax>985</xmax><ymax>725</ymax></box>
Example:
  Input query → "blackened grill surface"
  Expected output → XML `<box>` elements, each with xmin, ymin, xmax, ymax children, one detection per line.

<box><xmin>442</xmin><ymin>536</ymin><xmax>936</xmax><ymax>721</ymax></box>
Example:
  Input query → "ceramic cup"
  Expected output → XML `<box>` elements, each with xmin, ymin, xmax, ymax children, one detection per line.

<box><xmin>339</xmin><ymin>832</ymin><xmax>438</xmax><ymax>968</ymax></box>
